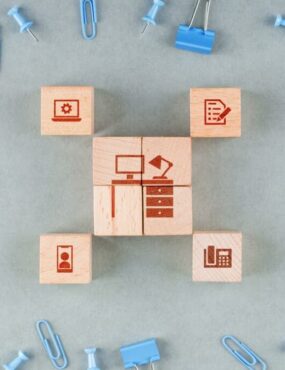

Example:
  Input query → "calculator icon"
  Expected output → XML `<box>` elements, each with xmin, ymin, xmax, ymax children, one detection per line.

<box><xmin>204</xmin><ymin>245</ymin><xmax>232</xmax><ymax>268</ymax></box>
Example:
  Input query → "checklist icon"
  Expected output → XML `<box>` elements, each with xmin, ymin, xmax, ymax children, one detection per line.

<box><xmin>204</xmin><ymin>99</ymin><xmax>232</xmax><ymax>125</ymax></box>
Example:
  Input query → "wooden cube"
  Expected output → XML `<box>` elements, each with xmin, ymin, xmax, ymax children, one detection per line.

<box><xmin>143</xmin><ymin>186</ymin><xmax>192</xmax><ymax>235</ymax></box>
<box><xmin>142</xmin><ymin>137</ymin><xmax>191</xmax><ymax>186</ymax></box>
<box><xmin>190</xmin><ymin>88</ymin><xmax>241</xmax><ymax>137</ymax></box>
<box><xmin>40</xmin><ymin>234</ymin><xmax>92</xmax><ymax>284</ymax></box>
<box><xmin>41</xmin><ymin>86</ymin><xmax>94</xmax><ymax>135</ymax></box>
<box><xmin>192</xmin><ymin>232</ymin><xmax>242</xmax><ymax>282</ymax></box>
<box><xmin>93</xmin><ymin>137</ymin><xmax>142</xmax><ymax>185</ymax></box>
<box><xmin>94</xmin><ymin>186</ymin><xmax>142</xmax><ymax>236</ymax></box>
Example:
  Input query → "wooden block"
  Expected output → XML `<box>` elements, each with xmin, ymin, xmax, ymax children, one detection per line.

<box><xmin>40</xmin><ymin>234</ymin><xmax>92</xmax><ymax>284</ymax></box>
<box><xmin>41</xmin><ymin>86</ymin><xmax>94</xmax><ymax>135</ymax></box>
<box><xmin>94</xmin><ymin>186</ymin><xmax>142</xmax><ymax>236</ymax></box>
<box><xmin>192</xmin><ymin>232</ymin><xmax>242</xmax><ymax>282</ymax></box>
<box><xmin>142</xmin><ymin>137</ymin><xmax>192</xmax><ymax>186</ymax></box>
<box><xmin>93</xmin><ymin>137</ymin><xmax>142</xmax><ymax>185</ymax></box>
<box><xmin>190</xmin><ymin>88</ymin><xmax>241</xmax><ymax>137</ymax></box>
<box><xmin>143</xmin><ymin>186</ymin><xmax>192</xmax><ymax>235</ymax></box>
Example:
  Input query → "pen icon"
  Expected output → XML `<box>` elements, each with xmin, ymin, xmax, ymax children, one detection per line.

<box><xmin>204</xmin><ymin>99</ymin><xmax>232</xmax><ymax>125</ymax></box>
<box><xmin>216</xmin><ymin>107</ymin><xmax>232</xmax><ymax>122</ymax></box>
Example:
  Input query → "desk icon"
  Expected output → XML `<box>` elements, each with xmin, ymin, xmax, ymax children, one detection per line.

<box><xmin>204</xmin><ymin>99</ymin><xmax>232</xmax><ymax>125</ymax></box>
<box><xmin>111</xmin><ymin>154</ymin><xmax>174</xmax><ymax>219</ymax></box>
<box><xmin>204</xmin><ymin>245</ymin><xmax>232</xmax><ymax>268</ymax></box>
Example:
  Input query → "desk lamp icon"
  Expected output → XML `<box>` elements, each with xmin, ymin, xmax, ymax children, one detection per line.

<box><xmin>149</xmin><ymin>155</ymin><xmax>173</xmax><ymax>179</ymax></box>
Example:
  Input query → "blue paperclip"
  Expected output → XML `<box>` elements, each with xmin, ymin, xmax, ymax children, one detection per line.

<box><xmin>175</xmin><ymin>0</ymin><xmax>215</xmax><ymax>54</ymax></box>
<box><xmin>222</xmin><ymin>336</ymin><xmax>267</xmax><ymax>370</ymax></box>
<box><xmin>36</xmin><ymin>320</ymin><xmax>68</xmax><ymax>370</ymax></box>
<box><xmin>120</xmin><ymin>338</ymin><xmax>160</xmax><ymax>369</ymax></box>
<box><xmin>80</xmin><ymin>0</ymin><xmax>97</xmax><ymax>40</ymax></box>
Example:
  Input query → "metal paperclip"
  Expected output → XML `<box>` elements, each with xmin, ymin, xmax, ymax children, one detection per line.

<box><xmin>222</xmin><ymin>336</ymin><xmax>267</xmax><ymax>370</ymax></box>
<box><xmin>80</xmin><ymin>0</ymin><xmax>97</xmax><ymax>40</ymax></box>
<box><xmin>36</xmin><ymin>320</ymin><xmax>68</xmax><ymax>370</ymax></box>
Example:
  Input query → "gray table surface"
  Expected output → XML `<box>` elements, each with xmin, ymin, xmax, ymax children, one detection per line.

<box><xmin>0</xmin><ymin>0</ymin><xmax>284</xmax><ymax>369</ymax></box>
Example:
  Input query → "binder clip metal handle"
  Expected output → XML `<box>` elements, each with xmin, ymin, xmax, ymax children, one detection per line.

<box><xmin>130</xmin><ymin>364</ymin><xmax>155</xmax><ymax>370</ymax></box>
<box><xmin>188</xmin><ymin>0</ymin><xmax>212</xmax><ymax>31</ymax></box>
<box><xmin>129</xmin><ymin>359</ymin><xmax>157</xmax><ymax>370</ymax></box>
<box><xmin>36</xmin><ymin>320</ymin><xmax>68</xmax><ymax>370</ymax></box>
<box><xmin>175</xmin><ymin>0</ymin><xmax>215</xmax><ymax>54</ymax></box>
<box><xmin>80</xmin><ymin>0</ymin><xmax>97</xmax><ymax>40</ymax></box>
<box><xmin>222</xmin><ymin>336</ymin><xmax>267</xmax><ymax>370</ymax></box>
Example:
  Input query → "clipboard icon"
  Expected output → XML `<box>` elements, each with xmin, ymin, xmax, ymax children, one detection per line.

<box><xmin>204</xmin><ymin>99</ymin><xmax>232</xmax><ymax>125</ymax></box>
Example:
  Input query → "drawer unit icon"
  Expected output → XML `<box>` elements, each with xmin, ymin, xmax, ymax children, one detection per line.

<box><xmin>145</xmin><ymin>184</ymin><xmax>174</xmax><ymax>218</ymax></box>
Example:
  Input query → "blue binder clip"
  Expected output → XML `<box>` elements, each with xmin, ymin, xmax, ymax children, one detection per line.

<box><xmin>120</xmin><ymin>338</ymin><xmax>160</xmax><ymax>369</ymax></box>
<box><xmin>175</xmin><ymin>0</ymin><xmax>215</xmax><ymax>54</ymax></box>
<box><xmin>80</xmin><ymin>0</ymin><xmax>97</xmax><ymax>40</ymax></box>
<box><xmin>36</xmin><ymin>320</ymin><xmax>68</xmax><ymax>370</ymax></box>
<box><xmin>222</xmin><ymin>336</ymin><xmax>267</xmax><ymax>370</ymax></box>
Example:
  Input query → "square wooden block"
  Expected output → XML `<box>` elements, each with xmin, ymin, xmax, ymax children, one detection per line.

<box><xmin>94</xmin><ymin>186</ymin><xmax>142</xmax><ymax>236</ymax></box>
<box><xmin>190</xmin><ymin>88</ymin><xmax>241</xmax><ymax>137</ymax></box>
<box><xmin>41</xmin><ymin>86</ymin><xmax>94</xmax><ymax>135</ymax></box>
<box><xmin>40</xmin><ymin>234</ymin><xmax>92</xmax><ymax>284</ymax></box>
<box><xmin>93</xmin><ymin>137</ymin><xmax>142</xmax><ymax>185</ymax></box>
<box><xmin>143</xmin><ymin>186</ymin><xmax>192</xmax><ymax>235</ymax></box>
<box><xmin>192</xmin><ymin>232</ymin><xmax>242</xmax><ymax>282</ymax></box>
<box><xmin>142</xmin><ymin>137</ymin><xmax>192</xmax><ymax>186</ymax></box>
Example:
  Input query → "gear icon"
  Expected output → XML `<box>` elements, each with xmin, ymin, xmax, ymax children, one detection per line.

<box><xmin>61</xmin><ymin>103</ymin><xmax>72</xmax><ymax>114</ymax></box>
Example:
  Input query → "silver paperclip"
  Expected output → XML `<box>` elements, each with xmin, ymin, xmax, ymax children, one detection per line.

<box><xmin>36</xmin><ymin>320</ymin><xmax>68</xmax><ymax>370</ymax></box>
<box><xmin>80</xmin><ymin>0</ymin><xmax>97</xmax><ymax>40</ymax></box>
<box><xmin>222</xmin><ymin>336</ymin><xmax>267</xmax><ymax>370</ymax></box>
<box><xmin>131</xmin><ymin>364</ymin><xmax>156</xmax><ymax>370</ymax></box>
<box><xmin>188</xmin><ymin>0</ymin><xmax>212</xmax><ymax>31</ymax></box>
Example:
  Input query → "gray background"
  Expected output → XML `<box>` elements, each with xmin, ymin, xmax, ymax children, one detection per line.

<box><xmin>0</xmin><ymin>0</ymin><xmax>284</xmax><ymax>369</ymax></box>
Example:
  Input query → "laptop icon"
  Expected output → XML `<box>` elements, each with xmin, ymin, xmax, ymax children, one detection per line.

<box><xmin>52</xmin><ymin>99</ymin><xmax>82</xmax><ymax>122</ymax></box>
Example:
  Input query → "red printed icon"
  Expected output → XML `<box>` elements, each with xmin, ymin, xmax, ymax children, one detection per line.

<box><xmin>204</xmin><ymin>99</ymin><xmax>232</xmax><ymax>125</ymax></box>
<box><xmin>111</xmin><ymin>154</ymin><xmax>174</xmax><ymax>219</ymax></box>
<box><xmin>204</xmin><ymin>245</ymin><xmax>232</xmax><ymax>268</ymax></box>
<box><xmin>115</xmin><ymin>155</ymin><xmax>145</xmax><ymax>181</ymax></box>
<box><xmin>57</xmin><ymin>245</ymin><xmax>73</xmax><ymax>273</ymax></box>
<box><xmin>145</xmin><ymin>155</ymin><xmax>174</xmax><ymax>218</ymax></box>
<box><xmin>52</xmin><ymin>100</ymin><xmax>82</xmax><ymax>122</ymax></box>
<box><xmin>148</xmin><ymin>155</ymin><xmax>173</xmax><ymax>179</ymax></box>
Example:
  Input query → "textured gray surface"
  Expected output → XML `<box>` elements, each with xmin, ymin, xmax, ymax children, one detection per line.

<box><xmin>0</xmin><ymin>0</ymin><xmax>284</xmax><ymax>368</ymax></box>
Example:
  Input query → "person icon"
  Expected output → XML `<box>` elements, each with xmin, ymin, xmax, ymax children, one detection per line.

<box><xmin>59</xmin><ymin>252</ymin><xmax>71</xmax><ymax>269</ymax></box>
<box><xmin>57</xmin><ymin>245</ymin><xmax>73</xmax><ymax>273</ymax></box>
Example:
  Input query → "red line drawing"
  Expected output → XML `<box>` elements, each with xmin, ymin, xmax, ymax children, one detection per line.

<box><xmin>146</xmin><ymin>208</ymin><xmax>173</xmax><ymax>218</ymax></box>
<box><xmin>115</xmin><ymin>155</ymin><xmax>144</xmax><ymax>179</ymax></box>
<box><xmin>204</xmin><ymin>246</ymin><xmax>232</xmax><ymax>268</ymax></box>
<box><xmin>142</xmin><ymin>179</ymin><xmax>173</xmax><ymax>185</ymax></box>
<box><xmin>111</xmin><ymin>185</ymin><xmax>115</xmax><ymax>218</ymax></box>
<box><xmin>146</xmin><ymin>186</ymin><xmax>173</xmax><ymax>195</ymax></box>
<box><xmin>111</xmin><ymin>154</ymin><xmax>174</xmax><ymax>219</ymax></box>
<box><xmin>52</xmin><ymin>99</ymin><xmax>82</xmax><ymax>122</ymax></box>
<box><xmin>145</xmin><ymin>180</ymin><xmax>174</xmax><ymax>219</ymax></box>
<box><xmin>149</xmin><ymin>155</ymin><xmax>173</xmax><ymax>179</ymax></box>
<box><xmin>112</xmin><ymin>180</ymin><xmax>141</xmax><ymax>185</ymax></box>
<box><xmin>57</xmin><ymin>245</ymin><xmax>73</xmax><ymax>273</ymax></box>
<box><xmin>146</xmin><ymin>197</ymin><xmax>173</xmax><ymax>207</ymax></box>
<box><xmin>204</xmin><ymin>99</ymin><xmax>232</xmax><ymax>125</ymax></box>
<box><xmin>112</xmin><ymin>155</ymin><xmax>144</xmax><ymax>218</ymax></box>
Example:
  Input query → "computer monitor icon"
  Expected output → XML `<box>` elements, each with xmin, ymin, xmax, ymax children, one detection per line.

<box><xmin>52</xmin><ymin>99</ymin><xmax>82</xmax><ymax>122</ymax></box>
<box><xmin>115</xmin><ymin>155</ymin><xmax>145</xmax><ymax>179</ymax></box>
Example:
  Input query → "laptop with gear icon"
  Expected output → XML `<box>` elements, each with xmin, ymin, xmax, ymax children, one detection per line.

<box><xmin>52</xmin><ymin>99</ymin><xmax>82</xmax><ymax>122</ymax></box>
